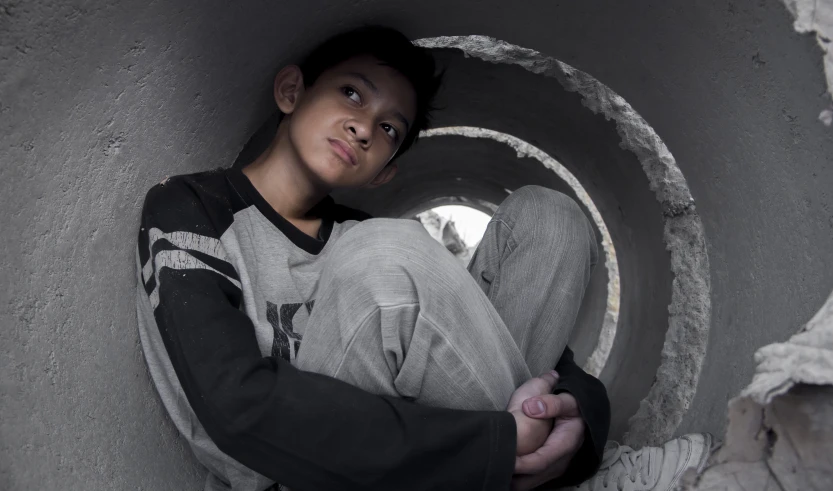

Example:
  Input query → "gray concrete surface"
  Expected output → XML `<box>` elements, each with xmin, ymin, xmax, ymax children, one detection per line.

<box><xmin>2</xmin><ymin>0</ymin><xmax>833</xmax><ymax>489</ymax></box>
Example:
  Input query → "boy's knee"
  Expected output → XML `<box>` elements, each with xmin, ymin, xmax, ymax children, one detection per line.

<box><xmin>499</xmin><ymin>185</ymin><xmax>598</xmax><ymax>261</ymax></box>
<box><xmin>502</xmin><ymin>186</ymin><xmax>580</xmax><ymax>219</ymax></box>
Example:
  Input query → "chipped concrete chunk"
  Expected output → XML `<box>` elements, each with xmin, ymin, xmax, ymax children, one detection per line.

<box><xmin>683</xmin><ymin>290</ymin><xmax>833</xmax><ymax>490</ymax></box>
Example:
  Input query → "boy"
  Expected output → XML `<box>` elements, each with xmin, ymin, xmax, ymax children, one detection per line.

<box><xmin>137</xmin><ymin>26</ymin><xmax>707</xmax><ymax>491</ymax></box>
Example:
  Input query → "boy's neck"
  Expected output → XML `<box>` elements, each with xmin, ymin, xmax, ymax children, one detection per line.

<box><xmin>242</xmin><ymin>128</ymin><xmax>330</xmax><ymax>221</ymax></box>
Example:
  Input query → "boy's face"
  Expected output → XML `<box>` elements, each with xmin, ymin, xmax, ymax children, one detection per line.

<box><xmin>279</xmin><ymin>55</ymin><xmax>418</xmax><ymax>190</ymax></box>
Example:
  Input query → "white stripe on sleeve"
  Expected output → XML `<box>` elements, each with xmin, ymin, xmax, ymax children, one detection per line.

<box><xmin>149</xmin><ymin>249</ymin><xmax>241</xmax><ymax>309</ymax></box>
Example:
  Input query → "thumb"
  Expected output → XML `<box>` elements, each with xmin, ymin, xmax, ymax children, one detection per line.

<box><xmin>521</xmin><ymin>392</ymin><xmax>578</xmax><ymax>419</ymax></box>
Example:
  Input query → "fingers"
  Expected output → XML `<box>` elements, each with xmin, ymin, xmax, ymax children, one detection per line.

<box><xmin>506</xmin><ymin>371</ymin><xmax>561</xmax><ymax>412</ymax></box>
<box><xmin>514</xmin><ymin>435</ymin><xmax>573</xmax><ymax>475</ymax></box>
<box><xmin>515</xmin><ymin>444</ymin><xmax>565</xmax><ymax>475</ymax></box>
<box><xmin>514</xmin><ymin>418</ymin><xmax>585</xmax><ymax>475</ymax></box>
<box><xmin>521</xmin><ymin>392</ymin><xmax>579</xmax><ymax>419</ymax></box>
<box><xmin>523</xmin><ymin>371</ymin><xmax>560</xmax><ymax>396</ymax></box>
<box><xmin>539</xmin><ymin>369</ymin><xmax>559</xmax><ymax>387</ymax></box>
<box><xmin>522</xmin><ymin>394</ymin><xmax>560</xmax><ymax>419</ymax></box>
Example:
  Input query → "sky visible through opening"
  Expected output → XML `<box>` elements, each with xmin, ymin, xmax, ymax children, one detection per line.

<box><xmin>430</xmin><ymin>205</ymin><xmax>491</xmax><ymax>246</ymax></box>
<box><xmin>416</xmin><ymin>204</ymin><xmax>492</xmax><ymax>266</ymax></box>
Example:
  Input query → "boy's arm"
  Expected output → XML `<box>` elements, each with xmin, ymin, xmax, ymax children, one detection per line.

<box><xmin>138</xmin><ymin>178</ymin><xmax>516</xmax><ymax>491</ymax></box>
<box><xmin>547</xmin><ymin>346</ymin><xmax>611</xmax><ymax>487</ymax></box>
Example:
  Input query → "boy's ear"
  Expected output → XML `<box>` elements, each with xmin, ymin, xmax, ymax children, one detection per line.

<box><xmin>274</xmin><ymin>65</ymin><xmax>305</xmax><ymax>114</ymax></box>
<box><xmin>367</xmin><ymin>163</ymin><xmax>398</xmax><ymax>188</ymax></box>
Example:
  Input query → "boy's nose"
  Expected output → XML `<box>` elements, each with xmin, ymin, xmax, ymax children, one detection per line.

<box><xmin>347</xmin><ymin>121</ymin><xmax>372</xmax><ymax>145</ymax></box>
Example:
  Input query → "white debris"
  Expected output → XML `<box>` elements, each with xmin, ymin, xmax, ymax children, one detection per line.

<box><xmin>782</xmin><ymin>0</ymin><xmax>833</xmax><ymax>126</ymax></box>
<box><xmin>684</xmin><ymin>289</ymin><xmax>833</xmax><ymax>491</ymax></box>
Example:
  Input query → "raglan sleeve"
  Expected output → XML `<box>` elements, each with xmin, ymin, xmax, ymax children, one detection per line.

<box><xmin>136</xmin><ymin>177</ymin><xmax>517</xmax><ymax>491</ymax></box>
<box><xmin>546</xmin><ymin>346</ymin><xmax>611</xmax><ymax>488</ymax></box>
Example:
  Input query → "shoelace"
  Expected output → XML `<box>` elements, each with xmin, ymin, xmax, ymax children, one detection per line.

<box><xmin>601</xmin><ymin>445</ymin><xmax>652</xmax><ymax>489</ymax></box>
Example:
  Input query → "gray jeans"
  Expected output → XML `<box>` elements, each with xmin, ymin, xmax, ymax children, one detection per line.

<box><xmin>295</xmin><ymin>185</ymin><xmax>598</xmax><ymax>411</ymax></box>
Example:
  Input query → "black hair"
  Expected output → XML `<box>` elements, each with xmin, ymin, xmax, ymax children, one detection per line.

<box><xmin>298</xmin><ymin>25</ymin><xmax>443</xmax><ymax>161</ymax></box>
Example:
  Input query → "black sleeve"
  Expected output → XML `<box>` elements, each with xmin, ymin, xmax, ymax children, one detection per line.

<box><xmin>546</xmin><ymin>346</ymin><xmax>611</xmax><ymax>488</ymax></box>
<box><xmin>138</xmin><ymin>176</ymin><xmax>517</xmax><ymax>491</ymax></box>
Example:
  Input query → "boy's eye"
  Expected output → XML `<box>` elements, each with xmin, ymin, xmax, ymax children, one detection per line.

<box><xmin>381</xmin><ymin>123</ymin><xmax>399</xmax><ymax>141</ymax></box>
<box><xmin>342</xmin><ymin>86</ymin><xmax>361</xmax><ymax>104</ymax></box>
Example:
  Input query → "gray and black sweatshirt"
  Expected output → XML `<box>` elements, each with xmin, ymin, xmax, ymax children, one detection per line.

<box><xmin>135</xmin><ymin>166</ymin><xmax>610</xmax><ymax>491</ymax></box>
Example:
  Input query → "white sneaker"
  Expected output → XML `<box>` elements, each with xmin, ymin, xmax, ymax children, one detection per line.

<box><xmin>566</xmin><ymin>433</ymin><xmax>714</xmax><ymax>491</ymax></box>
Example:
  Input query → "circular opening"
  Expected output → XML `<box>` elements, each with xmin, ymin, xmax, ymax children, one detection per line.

<box><xmin>416</xmin><ymin>204</ymin><xmax>493</xmax><ymax>266</ymax></box>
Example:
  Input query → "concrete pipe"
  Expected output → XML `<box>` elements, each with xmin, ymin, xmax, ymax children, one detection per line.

<box><xmin>1</xmin><ymin>1</ymin><xmax>832</xmax><ymax>489</ymax></box>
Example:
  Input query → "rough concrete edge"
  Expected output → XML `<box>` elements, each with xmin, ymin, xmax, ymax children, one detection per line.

<box><xmin>421</xmin><ymin>126</ymin><xmax>620</xmax><ymax>378</ymax></box>
<box><xmin>781</xmin><ymin>0</ymin><xmax>833</xmax><ymax>126</ymax></box>
<box><xmin>416</xmin><ymin>36</ymin><xmax>712</xmax><ymax>446</ymax></box>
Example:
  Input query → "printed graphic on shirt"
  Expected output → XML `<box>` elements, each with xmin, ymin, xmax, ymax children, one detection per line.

<box><xmin>141</xmin><ymin>227</ymin><xmax>241</xmax><ymax>309</ymax></box>
<box><xmin>267</xmin><ymin>300</ymin><xmax>315</xmax><ymax>362</ymax></box>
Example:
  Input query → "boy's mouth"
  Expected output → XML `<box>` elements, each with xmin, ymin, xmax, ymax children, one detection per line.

<box><xmin>328</xmin><ymin>138</ymin><xmax>358</xmax><ymax>166</ymax></box>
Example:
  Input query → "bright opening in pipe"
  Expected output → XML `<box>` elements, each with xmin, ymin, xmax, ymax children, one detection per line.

<box><xmin>416</xmin><ymin>205</ymin><xmax>493</xmax><ymax>265</ymax></box>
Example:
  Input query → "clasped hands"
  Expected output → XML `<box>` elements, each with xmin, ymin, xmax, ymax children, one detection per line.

<box><xmin>506</xmin><ymin>371</ymin><xmax>585</xmax><ymax>491</ymax></box>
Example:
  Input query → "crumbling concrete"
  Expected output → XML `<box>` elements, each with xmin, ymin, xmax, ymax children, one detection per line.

<box><xmin>683</xmin><ymin>289</ymin><xmax>833</xmax><ymax>491</ymax></box>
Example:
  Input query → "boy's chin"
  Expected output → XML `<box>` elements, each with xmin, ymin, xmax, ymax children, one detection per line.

<box><xmin>309</xmin><ymin>168</ymin><xmax>364</xmax><ymax>191</ymax></box>
<box><xmin>307</xmin><ymin>160</ymin><xmax>374</xmax><ymax>190</ymax></box>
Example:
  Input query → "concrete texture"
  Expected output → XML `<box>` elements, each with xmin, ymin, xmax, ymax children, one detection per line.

<box><xmin>2</xmin><ymin>0</ymin><xmax>833</xmax><ymax>489</ymax></box>
<box><xmin>682</xmin><ymin>289</ymin><xmax>833</xmax><ymax>490</ymax></box>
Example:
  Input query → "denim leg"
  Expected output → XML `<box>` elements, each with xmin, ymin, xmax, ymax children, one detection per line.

<box><xmin>294</xmin><ymin>218</ymin><xmax>531</xmax><ymax>411</ymax></box>
<box><xmin>467</xmin><ymin>186</ymin><xmax>599</xmax><ymax>377</ymax></box>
